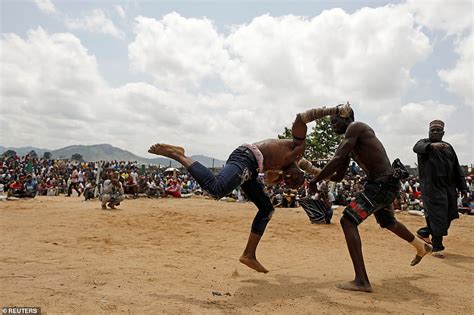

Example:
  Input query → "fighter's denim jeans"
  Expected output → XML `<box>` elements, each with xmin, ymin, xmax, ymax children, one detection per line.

<box><xmin>187</xmin><ymin>146</ymin><xmax>274</xmax><ymax>235</ymax></box>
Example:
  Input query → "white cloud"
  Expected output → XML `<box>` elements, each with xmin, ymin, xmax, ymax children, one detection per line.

<box><xmin>33</xmin><ymin>0</ymin><xmax>57</xmax><ymax>14</ymax></box>
<box><xmin>407</xmin><ymin>0</ymin><xmax>473</xmax><ymax>35</ymax></box>
<box><xmin>0</xmin><ymin>28</ymin><xmax>245</xmax><ymax>158</ymax></box>
<box><xmin>129</xmin><ymin>8</ymin><xmax>431</xmax><ymax>117</ymax></box>
<box><xmin>438</xmin><ymin>33</ymin><xmax>474</xmax><ymax>105</ymax></box>
<box><xmin>115</xmin><ymin>5</ymin><xmax>126</xmax><ymax>19</ymax></box>
<box><xmin>377</xmin><ymin>101</ymin><xmax>457</xmax><ymax>134</ymax></box>
<box><xmin>1</xmin><ymin>5</ymin><xmax>472</xmax><ymax>165</ymax></box>
<box><xmin>129</xmin><ymin>13</ymin><xmax>228</xmax><ymax>88</ymax></box>
<box><xmin>375</xmin><ymin>101</ymin><xmax>472</xmax><ymax>164</ymax></box>
<box><xmin>65</xmin><ymin>9</ymin><xmax>125</xmax><ymax>39</ymax></box>
<box><xmin>406</xmin><ymin>0</ymin><xmax>473</xmax><ymax>107</ymax></box>
<box><xmin>0</xmin><ymin>28</ymin><xmax>109</xmax><ymax>148</ymax></box>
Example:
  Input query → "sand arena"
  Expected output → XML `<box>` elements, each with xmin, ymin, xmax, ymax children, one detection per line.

<box><xmin>1</xmin><ymin>196</ymin><xmax>473</xmax><ymax>314</ymax></box>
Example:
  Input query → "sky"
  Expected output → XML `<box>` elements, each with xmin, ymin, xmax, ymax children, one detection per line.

<box><xmin>0</xmin><ymin>0</ymin><xmax>472</xmax><ymax>166</ymax></box>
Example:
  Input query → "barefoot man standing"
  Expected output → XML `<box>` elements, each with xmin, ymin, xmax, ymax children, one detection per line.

<box><xmin>308</xmin><ymin>104</ymin><xmax>432</xmax><ymax>292</ymax></box>
<box><xmin>148</xmin><ymin>104</ymin><xmax>350</xmax><ymax>273</ymax></box>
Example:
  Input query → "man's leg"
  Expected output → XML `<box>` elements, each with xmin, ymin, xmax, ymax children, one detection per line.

<box><xmin>375</xmin><ymin>209</ymin><xmax>432</xmax><ymax>265</ymax></box>
<box><xmin>431</xmin><ymin>235</ymin><xmax>445</xmax><ymax>258</ymax></box>
<box><xmin>416</xmin><ymin>226</ymin><xmax>432</xmax><ymax>244</ymax></box>
<box><xmin>239</xmin><ymin>178</ymin><xmax>274</xmax><ymax>273</ymax></box>
<box><xmin>148</xmin><ymin>143</ymin><xmax>194</xmax><ymax>168</ymax></box>
<box><xmin>149</xmin><ymin>143</ymin><xmax>247</xmax><ymax>199</ymax></box>
<box><xmin>338</xmin><ymin>215</ymin><xmax>373</xmax><ymax>292</ymax></box>
<box><xmin>425</xmin><ymin>214</ymin><xmax>446</xmax><ymax>258</ymax></box>
<box><xmin>101</xmin><ymin>194</ymin><xmax>110</xmax><ymax>209</ymax></box>
<box><xmin>110</xmin><ymin>195</ymin><xmax>125</xmax><ymax>209</ymax></box>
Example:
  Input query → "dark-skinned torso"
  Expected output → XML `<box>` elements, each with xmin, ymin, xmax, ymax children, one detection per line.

<box><xmin>347</xmin><ymin>122</ymin><xmax>392</xmax><ymax>179</ymax></box>
<box><xmin>253</xmin><ymin>139</ymin><xmax>305</xmax><ymax>171</ymax></box>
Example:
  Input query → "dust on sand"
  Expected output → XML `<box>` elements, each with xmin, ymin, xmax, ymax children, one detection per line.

<box><xmin>1</xmin><ymin>196</ymin><xmax>473</xmax><ymax>314</ymax></box>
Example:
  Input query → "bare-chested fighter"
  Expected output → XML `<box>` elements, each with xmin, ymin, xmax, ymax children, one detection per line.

<box><xmin>308</xmin><ymin>105</ymin><xmax>432</xmax><ymax>292</ymax></box>
<box><xmin>148</xmin><ymin>104</ymin><xmax>350</xmax><ymax>273</ymax></box>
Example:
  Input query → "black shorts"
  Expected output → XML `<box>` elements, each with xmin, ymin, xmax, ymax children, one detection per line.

<box><xmin>343</xmin><ymin>178</ymin><xmax>400</xmax><ymax>228</ymax></box>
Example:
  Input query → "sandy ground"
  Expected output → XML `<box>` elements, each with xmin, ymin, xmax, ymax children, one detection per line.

<box><xmin>0</xmin><ymin>196</ymin><xmax>473</xmax><ymax>315</ymax></box>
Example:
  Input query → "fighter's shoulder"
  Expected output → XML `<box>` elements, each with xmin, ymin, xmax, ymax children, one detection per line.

<box><xmin>346</xmin><ymin>121</ymin><xmax>371</xmax><ymax>134</ymax></box>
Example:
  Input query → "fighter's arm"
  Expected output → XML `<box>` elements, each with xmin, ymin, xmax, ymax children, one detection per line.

<box><xmin>311</xmin><ymin>123</ymin><xmax>360</xmax><ymax>183</ymax></box>
<box><xmin>292</xmin><ymin>103</ymin><xmax>352</xmax><ymax>146</ymax></box>
<box><xmin>329</xmin><ymin>157</ymin><xmax>350</xmax><ymax>182</ymax></box>
<box><xmin>298</xmin><ymin>158</ymin><xmax>321</xmax><ymax>175</ymax></box>
<box><xmin>291</xmin><ymin>114</ymin><xmax>308</xmax><ymax>146</ymax></box>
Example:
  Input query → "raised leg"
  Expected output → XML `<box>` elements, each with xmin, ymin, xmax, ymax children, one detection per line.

<box><xmin>148</xmin><ymin>143</ymin><xmax>195</xmax><ymax>168</ymax></box>
<box><xmin>385</xmin><ymin>221</ymin><xmax>432</xmax><ymax>265</ymax></box>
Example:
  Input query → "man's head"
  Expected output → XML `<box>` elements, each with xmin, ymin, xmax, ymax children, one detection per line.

<box><xmin>282</xmin><ymin>163</ymin><xmax>305</xmax><ymax>189</ymax></box>
<box><xmin>428</xmin><ymin>120</ymin><xmax>445</xmax><ymax>143</ymax></box>
<box><xmin>111</xmin><ymin>171</ymin><xmax>120</xmax><ymax>182</ymax></box>
<box><xmin>330</xmin><ymin>106</ymin><xmax>354</xmax><ymax>135</ymax></box>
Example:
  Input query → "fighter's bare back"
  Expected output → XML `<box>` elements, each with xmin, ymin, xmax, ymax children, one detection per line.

<box><xmin>253</xmin><ymin>139</ymin><xmax>305</xmax><ymax>171</ymax></box>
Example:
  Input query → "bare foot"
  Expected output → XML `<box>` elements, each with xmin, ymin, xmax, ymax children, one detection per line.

<box><xmin>410</xmin><ymin>243</ymin><xmax>433</xmax><ymax>266</ymax></box>
<box><xmin>239</xmin><ymin>256</ymin><xmax>269</xmax><ymax>273</ymax></box>
<box><xmin>148</xmin><ymin>143</ymin><xmax>185</xmax><ymax>159</ymax></box>
<box><xmin>107</xmin><ymin>203</ymin><xmax>116</xmax><ymax>210</ymax></box>
<box><xmin>336</xmin><ymin>281</ymin><xmax>373</xmax><ymax>293</ymax></box>
<box><xmin>101</xmin><ymin>204</ymin><xmax>107</xmax><ymax>210</ymax></box>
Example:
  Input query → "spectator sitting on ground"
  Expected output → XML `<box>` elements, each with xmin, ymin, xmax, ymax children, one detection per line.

<box><xmin>124</xmin><ymin>172</ymin><xmax>138</xmax><ymax>198</ymax></box>
<box><xmin>146</xmin><ymin>178</ymin><xmax>162</xmax><ymax>198</ymax></box>
<box><xmin>23</xmin><ymin>174</ymin><xmax>37</xmax><ymax>198</ymax></box>
<box><xmin>83</xmin><ymin>179</ymin><xmax>96</xmax><ymax>201</ymax></box>
<box><xmin>100</xmin><ymin>172</ymin><xmax>125</xmax><ymax>209</ymax></box>
<box><xmin>165</xmin><ymin>179</ymin><xmax>181</xmax><ymax>198</ymax></box>
<box><xmin>282</xmin><ymin>189</ymin><xmax>297</xmax><ymax>208</ymax></box>
<box><xmin>8</xmin><ymin>177</ymin><xmax>25</xmax><ymax>198</ymax></box>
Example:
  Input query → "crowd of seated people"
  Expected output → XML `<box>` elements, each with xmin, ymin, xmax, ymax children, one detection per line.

<box><xmin>0</xmin><ymin>153</ymin><xmax>203</xmax><ymax>200</ymax></box>
<box><xmin>1</xmin><ymin>153</ymin><xmax>472</xmax><ymax>217</ymax></box>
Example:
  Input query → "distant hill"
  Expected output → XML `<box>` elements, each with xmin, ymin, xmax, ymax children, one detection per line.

<box><xmin>0</xmin><ymin>144</ymin><xmax>226</xmax><ymax>168</ymax></box>
<box><xmin>0</xmin><ymin>146</ymin><xmax>49</xmax><ymax>157</ymax></box>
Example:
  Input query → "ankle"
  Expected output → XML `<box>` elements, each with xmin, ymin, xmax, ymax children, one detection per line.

<box><xmin>410</xmin><ymin>237</ymin><xmax>423</xmax><ymax>251</ymax></box>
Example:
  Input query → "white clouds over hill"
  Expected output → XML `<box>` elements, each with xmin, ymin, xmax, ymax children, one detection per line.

<box><xmin>1</xmin><ymin>1</ymin><xmax>472</xmax><ymax>164</ymax></box>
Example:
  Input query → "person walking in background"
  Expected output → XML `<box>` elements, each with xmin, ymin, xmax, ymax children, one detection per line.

<box><xmin>413</xmin><ymin>120</ymin><xmax>468</xmax><ymax>259</ymax></box>
<box><xmin>67</xmin><ymin>166</ymin><xmax>81</xmax><ymax>197</ymax></box>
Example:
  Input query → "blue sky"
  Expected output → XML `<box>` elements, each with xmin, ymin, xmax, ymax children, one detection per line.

<box><xmin>1</xmin><ymin>0</ymin><xmax>472</xmax><ymax>165</ymax></box>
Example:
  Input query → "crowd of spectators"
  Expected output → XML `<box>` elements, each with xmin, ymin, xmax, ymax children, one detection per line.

<box><xmin>1</xmin><ymin>153</ymin><xmax>472</xmax><ymax>217</ymax></box>
<box><xmin>0</xmin><ymin>154</ymin><xmax>202</xmax><ymax>200</ymax></box>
